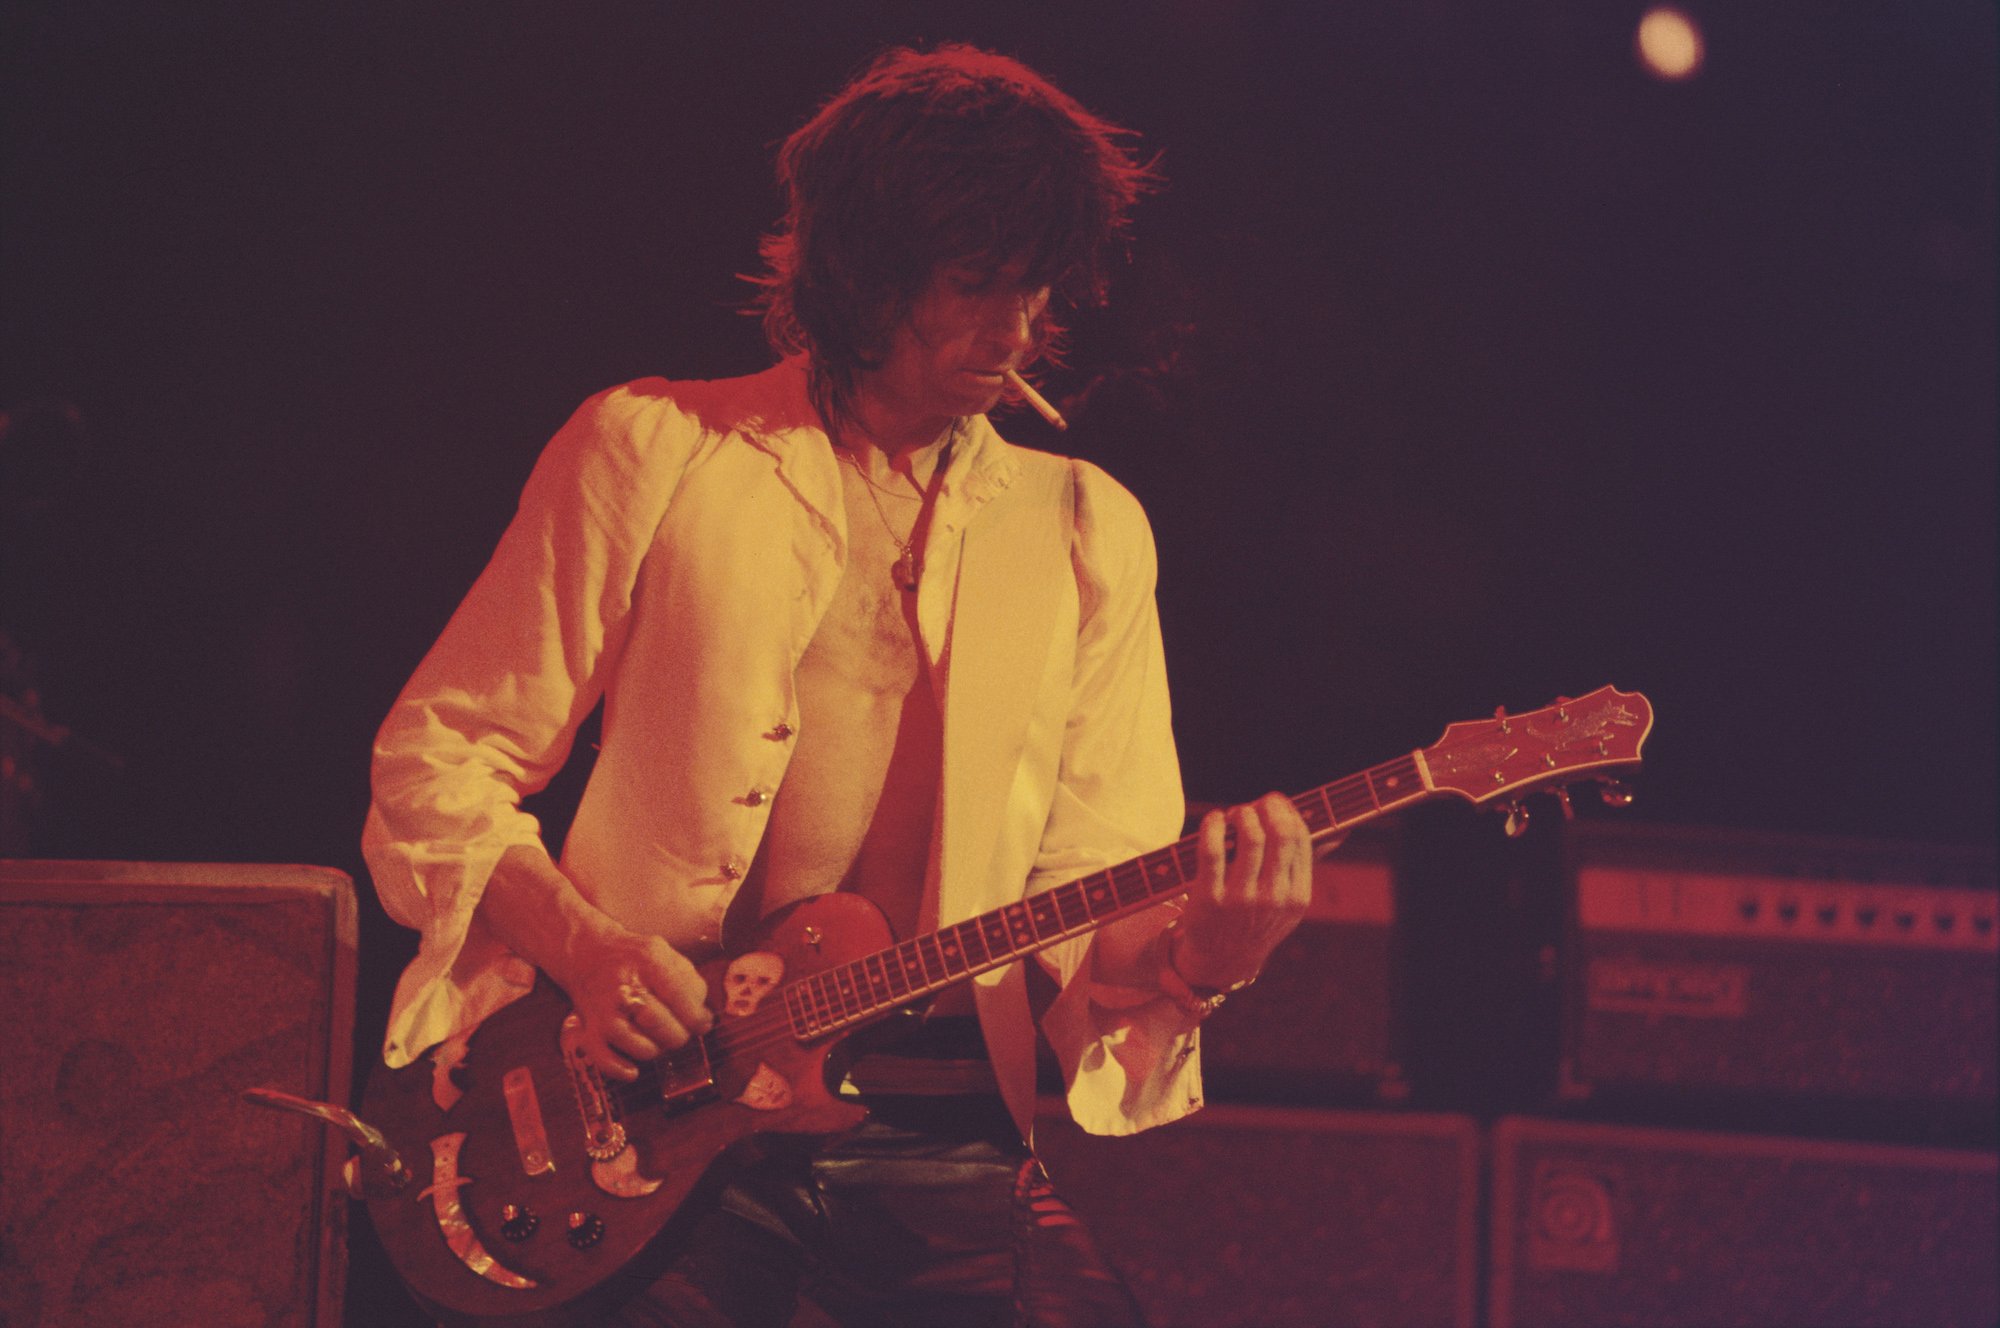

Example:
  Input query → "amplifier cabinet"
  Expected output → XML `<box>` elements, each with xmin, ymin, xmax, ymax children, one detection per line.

<box><xmin>1559</xmin><ymin>824</ymin><xmax>1996</xmax><ymax>1106</ymax></box>
<box><xmin>1034</xmin><ymin>1101</ymin><xmax>1480</xmax><ymax>1328</ymax></box>
<box><xmin>1489</xmin><ymin>1115</ymin><xmax>1999</xmax><ymax>1328</ymax></box>
<box><xmin>1201</xmin><ymin>829</ymin><xmax>1405</xmax><ymax>1100</ymax></box>
<box><xmin>0</xmin><ymin>860</ymin><xmax>356</xmax><ymax>1328</ymax></box>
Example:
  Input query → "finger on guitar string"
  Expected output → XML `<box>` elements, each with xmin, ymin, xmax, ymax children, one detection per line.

<box><xmin>1226</xmin><ymin>800</ymin><xmax>1268</xmax><ymax>900</ymax></box>
<box><xmin>1193</xmin><ymin>807</ymin><xmax>1229</xmax><ymax>902</ymax></box>
<box><xmin>609</xmin><ymin>983</ymin><xmax>711</xmax><ymax>1067</ymax></box>
<box><xmin>607</xmin><ymin>995</ymin><xmax>667</xmax><ymax>1066</ymax></box>
<box><xmin>562</xmin><ymin>928</ymin><xmax>716</xmax><ymax>1080</ymax></box>
<box><xmin>1252</xmin><ymin>791</ymin><xmax>1313</xmax><ymax>909</ymax></box>
<box><xmin>635</xmin><ymin>932</ymin><xmax>716</xmax><ymax>1041</ymax></box>
<box><xmin>1175</xmin><ymin>793</ymin><xmax>1315</xmax><ymax>989</ymax></box>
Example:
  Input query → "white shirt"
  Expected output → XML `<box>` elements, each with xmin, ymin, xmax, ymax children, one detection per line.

<box><xmin>363</xmin><ymin>360</ymin><xmax>1206</xmax><ymax>1139</ymax></box>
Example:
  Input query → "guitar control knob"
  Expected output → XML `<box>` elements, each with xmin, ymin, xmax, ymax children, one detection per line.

<box><xmin>566</xmin><ymin>1211</ymin><xmax>606</xmax><ymax>1250</ymax></box>
<box><xmin>499</xmin><ymin>1203</ymin><xmax>539</xmax><ymax>1242</ymax></box>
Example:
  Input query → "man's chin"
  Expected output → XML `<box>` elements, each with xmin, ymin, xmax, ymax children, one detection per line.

<box><xmin>949</xmin><ymin>388</ymin><xmax>1006</xmax><ymax>418</ymax></box>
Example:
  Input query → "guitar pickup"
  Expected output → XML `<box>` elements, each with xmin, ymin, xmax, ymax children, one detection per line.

<box><xmin>501</xmin><ymin>1067</ymin><xmax>556</xmax><ymax>1177</ymax></box>
<box><xmin>654</xmin><ymin>1039</ymin><xmax>719</xmax><ymax>1115</ymax></box>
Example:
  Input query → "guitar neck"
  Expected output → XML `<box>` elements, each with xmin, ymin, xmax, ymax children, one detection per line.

<box><xmin>781</xmin><ymin>750</ymin><xmax>1431</xmax><ymax>1040</ymax></box>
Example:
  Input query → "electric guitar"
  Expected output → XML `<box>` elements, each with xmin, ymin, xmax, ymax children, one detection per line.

<box><xmin>261</xmin><ymin>686</ymin><xmax>1652</xmax><ymax>1324</ymax></box>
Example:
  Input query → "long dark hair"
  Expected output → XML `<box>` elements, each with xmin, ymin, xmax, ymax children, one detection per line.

<box><xmin>752</xmin><ymin>45</ymin><xmax>1157</xmax><ymax>424</ymax></box>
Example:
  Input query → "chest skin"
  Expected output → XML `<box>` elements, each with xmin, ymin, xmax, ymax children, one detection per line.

<box><xmin>729</xmin><ymin>464</ymin><xmax>942</xmax><ymax>946</ymax></box>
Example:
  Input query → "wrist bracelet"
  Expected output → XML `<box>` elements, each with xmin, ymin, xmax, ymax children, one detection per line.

<box><xmin>1161</xmin><ymin>921</ymin><xmax>1259</xmax><ymax>1019</ymax></box>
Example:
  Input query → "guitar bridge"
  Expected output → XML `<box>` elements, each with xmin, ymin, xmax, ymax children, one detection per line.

<box><xmin>559</xmin><ymin>1014</ymin><xmax>629</xmax><ymax>1161</ymax></box>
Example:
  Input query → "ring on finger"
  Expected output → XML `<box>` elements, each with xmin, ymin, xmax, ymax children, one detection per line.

<box><xmin>616</xmin><ymin>981</ymin><xmax>652</xmax><ymax>1014</ymax></box>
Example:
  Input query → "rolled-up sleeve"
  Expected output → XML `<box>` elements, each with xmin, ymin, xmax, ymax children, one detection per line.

<box><xmin>362</xmin><ymin>383</ymin><xmax>693</xmax><ymax>1066</ymax></box>
<box><xmin>1032</xmin><ymin>460</ymin><xmax>1206</xmax><ymax>1136</ymax></box>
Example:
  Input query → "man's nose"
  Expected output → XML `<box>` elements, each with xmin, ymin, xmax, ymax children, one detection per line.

<box><xmin>984</xmin><ymin>291</ymin><xmax>1039</xmax><ymax>349</ymax></box>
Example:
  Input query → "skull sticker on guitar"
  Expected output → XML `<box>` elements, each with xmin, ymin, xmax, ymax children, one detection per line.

<box><xmin>722</xmin><ymin>951</ymin><xmax>784</xmax><ymax>1017</ymax></box>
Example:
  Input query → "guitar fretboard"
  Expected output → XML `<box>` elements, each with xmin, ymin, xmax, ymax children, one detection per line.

<box><xmin>782</xmin><ymin>753</ymin><xmax>1428</xmax><ymax>1039</ymax></box>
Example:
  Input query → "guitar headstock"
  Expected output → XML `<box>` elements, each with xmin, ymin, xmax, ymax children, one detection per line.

<box><xmin>1420</xmin><ymin>685</ymin><xmax>1653</xmax><ymax>812</ymax></box>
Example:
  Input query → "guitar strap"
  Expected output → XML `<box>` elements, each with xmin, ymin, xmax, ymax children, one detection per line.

<box><xmin>929</xmin><ymin>450</ymin><xmax>1076</xmax><ymax>1140</ymax></box>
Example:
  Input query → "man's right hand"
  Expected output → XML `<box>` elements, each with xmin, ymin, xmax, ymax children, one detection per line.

<box><xmin>552</xmin><ymin>919</ymin><xmax>714</xmax><ymax>1081</ymax></box>
<box><xmin>482</xmin><ymin>843</ymin><xmax>713</xmax><ymax>1081</ymax></box>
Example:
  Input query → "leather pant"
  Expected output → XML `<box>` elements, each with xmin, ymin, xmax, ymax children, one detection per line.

<box><xmin>606</xmin><ymin>1025</ymin><xmax>1147</xmax><ymax>1327</ymax></box>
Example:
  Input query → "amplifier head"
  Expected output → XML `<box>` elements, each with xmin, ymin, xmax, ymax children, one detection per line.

<box><xmin>1558</xmin><ymin>824</ymin><xmax>1996</xmax><ymax>1114</ymax></box>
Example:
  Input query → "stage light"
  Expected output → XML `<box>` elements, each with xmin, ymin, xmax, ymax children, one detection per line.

<box><xmin>1636</xmin><ymin>6</ymin><xmax>1705</xmax><ymax>82</ymax></box>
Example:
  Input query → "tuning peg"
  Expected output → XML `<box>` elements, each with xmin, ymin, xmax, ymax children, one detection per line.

<box><xmin>1502</xmin><ymin>801</ymin><xmax>1531</xmax><ymax>839</ymax></box>
<box><xmin>1553</xmin><ymin>785</ymin><xmax>1576</xmax><ymax>821</ymax></box>
<box><xmin>1595</xmin><ymin>777</ymin><xmax>1635</xmax><ymax>808</ymax></box>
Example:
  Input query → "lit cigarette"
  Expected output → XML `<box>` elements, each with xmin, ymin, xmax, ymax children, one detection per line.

<box><xmin>1003</xmin><ymin>369</ymin><xmax>1067</xmax><ymax>431</ymax></box>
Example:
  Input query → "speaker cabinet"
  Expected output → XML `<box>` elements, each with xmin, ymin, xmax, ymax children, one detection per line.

<box><xmin>1560</xmin><ymin>824</ymin><xmax>1996</xmax><ymax>1108</ymax></box>
<box><xmin>1489</xmin><ymin>1115</ymin><xmax>1999</xmax><ymax>1328</ymax></box>
<box><xmin>0</xmin><ymin>860</ymin><xmax>356</xmax><ymax>1328</ymax></box>
<box><xmin>1201</xmin><ymin>830</ymin><xmax>1406</xmax><ymax>1101</ymax></box>
<box><xmin>1034</xmin><ymin>1101</ymin><xmax>1479</xmax><ymax>1328</ymax></box>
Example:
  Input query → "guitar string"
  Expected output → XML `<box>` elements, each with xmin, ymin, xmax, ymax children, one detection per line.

<box><xmin>610</xmin><ymin>855</ymin><xmax>1196</xmax><ymax>1104</ymax></box>
<box><xmin>608</xmin><ymin>861</ymin><xmax>1253</xmax><ymax>1108</ymax></box>
<box><xmin>604</xmin><ymin>735</ymin><xmax>1628</xmax><ymax>1107</ymax></box>
<box><xmin>610</xmin><ymin>775</ymin><xmax>1397</xmax><ymax>1098</ymax></box>
<box><xmin>616</xmin><ymin>738</ymin><xmax>1614</xmax><ymax>1084</ymax></box>
<box><xmin>592</xmin><ymin>716</ymin><xmax>1634</xmax><ymax>1107</ymax></box>
<box><xmin>622</xmin><ymin>871</ymin><xmax>1155</xmax><ymax>1078</ymax></box>
<box><xmin>619</xmin><ymin>958</ymin><xmax>963</xmax><ymax>1098</ymax></box>
<box><xmin>684</xmin><ymin>873</ymin><xmax>1175</xmax><ymax>1063</ymax></box>
<box><xmin>613</xmin><ymin>942</ymin><xmax>1008</xmax><ymax>1105</ymax></box>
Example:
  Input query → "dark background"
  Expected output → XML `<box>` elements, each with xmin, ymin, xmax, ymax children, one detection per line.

<box><xmin>4</xmin><ymin>2</ymin><xmax>1992</xmax><ymax>1047</ymax></box>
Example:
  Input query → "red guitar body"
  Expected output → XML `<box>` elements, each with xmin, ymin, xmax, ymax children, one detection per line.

<box><xmin>360</xmin><ymin>892</ymin><xmax>888</xmax><ymax>1326</ymax></box>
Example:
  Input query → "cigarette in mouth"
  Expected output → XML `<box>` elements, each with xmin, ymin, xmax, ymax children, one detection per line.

<box><xmin>1003</xmin><ymin>369</ymin><xmax>1067</xmax><ymax>431</ymax></box>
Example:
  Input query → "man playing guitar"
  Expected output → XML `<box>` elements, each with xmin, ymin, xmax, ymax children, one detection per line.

<box><xmin>364</xmin><ymin>44</ymin><xmax>1313</xmax><ymax>1325</ymax></box>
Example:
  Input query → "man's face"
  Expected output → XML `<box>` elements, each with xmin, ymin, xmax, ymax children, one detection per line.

<box><xmin>871</xmin><ymin>258</ymin><xmax>1052</xmax><ymax>423</ymax></box>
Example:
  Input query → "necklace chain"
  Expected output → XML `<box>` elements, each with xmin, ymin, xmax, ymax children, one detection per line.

<box><xmin>842</xmin><ymin>460</ymin><xmax>923</xmax><ymax>501</ymax></box>
<box><xmin>836</xmin><ymin>452</ymin><xmax>923</xmax><ymax>592</ymax></box>
<box><xmin>832</xmin><ymin>421</ymin><xmax>960</xmax><ymax>594</ymax></box>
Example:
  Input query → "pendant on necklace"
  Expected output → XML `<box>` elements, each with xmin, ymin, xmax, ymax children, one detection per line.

<box><xmin>893</xmin><ymin>544</ymin><xmax>919</xmax><ymax>592</ymax></box>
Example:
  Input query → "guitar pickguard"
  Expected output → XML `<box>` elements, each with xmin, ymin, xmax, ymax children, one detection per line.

<box><xmin>734</xmin><ymin>1062</ymin><xmax>794</xmax><ymax>1111</ymax></box>
<box><xmin>420</xmin><ymin>1133</ymin><xmax>536</xmax><ymax>1290</ymax></box>
<box><xmin>722</xmin><ymin>951</ymin><xmax>785</xmax><ymax>1018</ymax></box>
<box><xmin>592</xmin><ymin>1144</ymin><xmax>663</xmax><ymax>1198</ymax></box>
<box><xmin>430</xmin><ymin>1029</ymin><xmax>473</xmax><ymax>1113</ymax></box>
